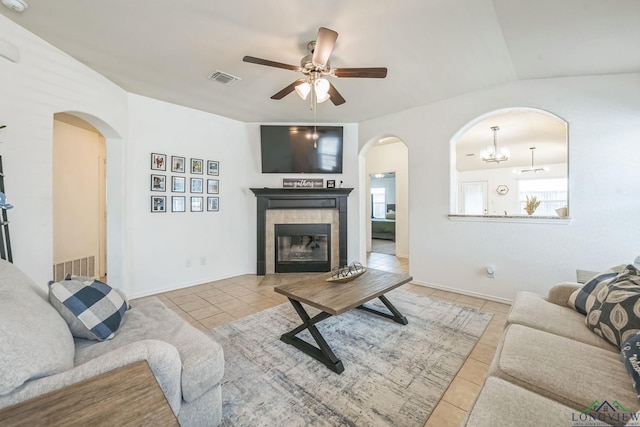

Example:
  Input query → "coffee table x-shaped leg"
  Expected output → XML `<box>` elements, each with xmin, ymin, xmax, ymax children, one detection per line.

<box><xmin>280</xmin><ymin>296</ymin><xmax>408</xmax><ymax>374</ymax></box>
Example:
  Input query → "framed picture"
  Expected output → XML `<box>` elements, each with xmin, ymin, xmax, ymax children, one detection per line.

<box><xmin>207</xmin><ymin>179</ymin><xmax>219</xmax><ymax>194</ymax></box>
<box><xmin>326</xmin><ymin>180</ymin><xmax>336</xmax><ymax>188</ymax></box>
<box><xmin>207</xmin><ymin>197</ymin><xmax>219</xmax><ymax>212</ymax></box>
<box><xmin>151</xmin><ymin>174</ymin><xmax>166</xmax><ymax>191</ymax></box>
<box><xmin>191</xmin><ymin>196</ymin><xmax>203</xmax><ymax>212</ymax></box>
<box><xmin>151</xmin><ymin>153</ymin><xmax>166</xmax><ymax>171</ymax></box>
<box><xmin>172</xmin><ymin>196</ymin><xmax>185</xmax><ymax>212</ymax></box>
<box><xmin>191</xmin><ymin>158</ymin><xmax>203</xmax><ymax>174</ymax></box>
<box><xmin>171</xmin><ymin>156</ymin><xmax>185</xmax><ymax>173</ymax></box>
<box><xmin>207</xmin><ymin>160</ymin><xmax>219</xmax><ymax>176</ymax></box>
<box><xmin>151</xmin><ymin>195</ymin><xmax>166</xmax><ymax>212</ymax></box>
<box><xmin>171</xmin><ymin>176</ymin><xmax>185</xmax><ymax>192</ymax></box>
<box><xmin>191</xmin><ymin>178</ymin><xmax>203</xmax><ymax>193</ymax></box>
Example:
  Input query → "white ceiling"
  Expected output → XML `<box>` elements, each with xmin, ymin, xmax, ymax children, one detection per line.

<box><xmin>2</xmin><ymin>0</ymin><xmax>639</xmax><ymax>123</ymax></box>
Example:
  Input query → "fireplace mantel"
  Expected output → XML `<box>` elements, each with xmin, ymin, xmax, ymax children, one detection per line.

<box><xmin>250</xmin><ymin>187</ymin><xmax>354</xmax><ymax>275</ymax></box>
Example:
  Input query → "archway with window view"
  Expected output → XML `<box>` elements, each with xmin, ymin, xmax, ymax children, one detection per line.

<box><xmin>451</xmin><ymin>108</ymin><xmax>568</xmax><ymax>218</ymax></box>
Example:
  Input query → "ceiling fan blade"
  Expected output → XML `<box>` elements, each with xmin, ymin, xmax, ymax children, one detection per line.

<box><xmin>270</xmin><ymin>80</ymin><xmax>303</xmax><ymax>100</ymax></box>
<box><xmin>334</xmin><ymin>67</ymin><xmax>388</xmax><ymax>78</ymax></box>
<box><xmin>243</xmin><ymin>56</ymin><xmax>299</xmax><ymax>71</ymax></box>
<box><xmin>327</xmin><ymin>83</ymin><xmax>346</xmax><ymax>106</ymax></box>
<box><xmin>312</xmin><ymin>27</ymin><xmax>338</xmax><ymax>66</ymax></box>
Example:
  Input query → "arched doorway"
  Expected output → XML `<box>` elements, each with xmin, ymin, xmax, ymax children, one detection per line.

<box><xmin>359</xmin><ymin>136</ymin><xmax>409</xmax><ymax>269</ymax></box>
<box><xmin>51</xmin><ymin>111</ymin><xmax>125</xmax><ymax>288</ymax></box>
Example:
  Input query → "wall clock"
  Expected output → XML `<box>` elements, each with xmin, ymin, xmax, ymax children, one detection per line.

<box><xmin>496</xmin><ymin>185</ymin><xmax>509</xmax><ymax>195</ymax></box>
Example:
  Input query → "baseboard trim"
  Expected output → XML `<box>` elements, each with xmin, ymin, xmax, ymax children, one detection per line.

<box><xmin>410</xmin><ymin>279</ymin><xmax>514</xmax><ymax>305</ymax></box>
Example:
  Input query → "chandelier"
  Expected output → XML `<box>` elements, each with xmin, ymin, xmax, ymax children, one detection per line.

<box><xmin>481</xmin><ymin>126</ymin><xmax>509</xmax><ymax>164</ymax></box>
<box><xmin>518</xmin><ymin>147</ymin><xmax>548</xmax><ymax>173</ymax></box>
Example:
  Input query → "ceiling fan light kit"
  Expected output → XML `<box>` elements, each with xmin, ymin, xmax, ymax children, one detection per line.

<box><xmin>243</xmin><ymin>26</ymin><xmax>387</xmax><ymax>107</ymax></box>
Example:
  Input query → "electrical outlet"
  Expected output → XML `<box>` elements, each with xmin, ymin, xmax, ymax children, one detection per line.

<box><xmin>185</xmin><ymin>259</ymin><xmax>192</xmax><ymax>268</ymax></box>
<box><xmin>486</xmin><ymin>266</ymin><xmax>495</xmax><ymax>279</ymax></box>
<box><xmin>200</xmin><ymin>257</ymin><xmax>206</xmax><ymax>266</ymax></box>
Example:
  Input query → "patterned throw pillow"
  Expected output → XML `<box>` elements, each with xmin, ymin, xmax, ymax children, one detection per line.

<box><xmin>585</xmin><ymin>265</ymin><xmax>640</xmax><ymax>348</ymax></box>
<box><xmin>568</xmin><ymin>265</ymin><xmax>625</xmax><ymax>315</ymax></box>
<box><xmin>621</xmin><ymin>334</ymin><xmax>640</xmax><ymax>401</ymax></box>
<box><xmin>48</xmin><ymin>276</ymin><xmax>128</xmax><ymax>341</ymax></box>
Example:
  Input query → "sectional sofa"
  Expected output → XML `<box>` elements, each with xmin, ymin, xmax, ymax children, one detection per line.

<box><xmin>466</xmin><ymin>264</ymin><xmax>640</xmax><ymax>426</ymax></box>
<box><xmin>0</xmin><ymin>259</ymin><xmax>224</xmax><ymax>426</ymax></box>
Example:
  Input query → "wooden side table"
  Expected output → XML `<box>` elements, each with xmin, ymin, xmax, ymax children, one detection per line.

<box><xmin>0</xmin><ymin>360</ymin><xmax>179</xmax><ymax>427</ymax></box>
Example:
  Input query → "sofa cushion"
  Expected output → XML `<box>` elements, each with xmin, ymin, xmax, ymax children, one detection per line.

<box><xmin>0</xmin><ymin>260</ymin><xmax>75</xmax><ymax>395</ymax></box>
<box><xmin>490</xmin><ymin>324</ymin><xmax>639</xmax><ymax>413</ymax></box>
<box><xmin>464</xmin><ymin>377</ymin><xmax>576</xmax><ymax>427</ymax></box>
<box><xmin>568</xmin><ymin>265</ymin><xmax>624</xmax><ymax>315</ymax></box>
<box><xmin>586</xmin><ymin>265</ymin><xmax>640</xmax><ymax>349</ymax></box>
<box><xmin>74</xmin><ymin>297</ymin><xmax>224</xmax><ymax>403</ymax></box>
<box><xmin>621</xmin><ymin>334</ymin><xmax>640</xmax><ymax>401</ymax></box>
<box><xmin>507</xmin><ymin>291</ymin><xmax>616</xmax><ymax>352</ymax></box>
<box><xmin>48</xmin><ymin>277</ymin><xmax>128</xmax><ymax>341</ymax></box>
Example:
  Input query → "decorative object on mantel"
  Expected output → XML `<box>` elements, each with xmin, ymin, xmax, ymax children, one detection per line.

<box><xmin>496</xmin><ymin>185</ymin><xmax>509</xmax><ymax>195</ymax></box>
<box><xmin>282</xmin><ymin>178</ymin><xmax>324</xmax><ymax>188</ymax></box>
<box><xmin>327</xmin><ymin>262</ymin><xmax>365</xmax><ymax>283</ymax></box>
<box><xmin>481</xmin><ymin>126</ymin><xmax>509</xmax><ymax>164</ymax></box>
<box><xmin>326</xmin><ymin>180</ymin><xmax>335</xmax><ymax>188</ymax></box>
<box><xmin>524</xmin><ymin>195</ymin><xmax>541</xmax><ymax>215</ymax></box>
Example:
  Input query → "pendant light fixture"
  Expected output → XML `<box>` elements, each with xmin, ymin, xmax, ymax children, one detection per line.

<box><xmin>518</xmin><ymin>147</ymin><xmax>548</xmax><ymax>173</ymax></box>
<box><xmin>481</xmin><ymin>126</ymin><xmax>510</xmax><ymax>164</ymax></box>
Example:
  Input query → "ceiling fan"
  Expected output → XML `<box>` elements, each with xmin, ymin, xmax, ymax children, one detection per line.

<box><xmin>243</xmin><ymin>27</ymin><xmax>387</xmax><ymax>106</ymax></box>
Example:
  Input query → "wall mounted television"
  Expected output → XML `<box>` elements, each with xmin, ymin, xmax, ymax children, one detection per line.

<box><xmin>260</xmin><ymin>125</ymin><xmax>343</xmax><ymax>174</ymax></box>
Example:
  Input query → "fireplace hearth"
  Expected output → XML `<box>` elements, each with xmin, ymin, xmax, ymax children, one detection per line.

<box><xmin>250</xmin><ymin>187</ymin><xmax>353</xmax><ymax>275</ymax></box>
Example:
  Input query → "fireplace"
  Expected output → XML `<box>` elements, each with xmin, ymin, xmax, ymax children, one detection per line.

<box><xmin>275</xmin><ymin>224</ymin><xmax>331</xmax><ymax>273</ymax></box>
<box><xmin>250</xmin><ymin>187</ymin><xmax>353</xmax><ymax>275</ymax></box>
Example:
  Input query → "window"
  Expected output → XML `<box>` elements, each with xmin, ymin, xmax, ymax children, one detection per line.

<box><xmin>518</xmin><ymin>178</ymin><xmax>567</xmax><ymax>216</ymax></box>
<box><xmin>371</xmin><ymin>188</ymin><xmax>386</xmax><ymax>219</ymax></box>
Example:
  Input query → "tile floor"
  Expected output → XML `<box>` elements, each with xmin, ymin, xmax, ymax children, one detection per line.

<box><xmin>134</xmin><ymin>252</ymin><xmax>510</xmax><ymax>427</ymax></box>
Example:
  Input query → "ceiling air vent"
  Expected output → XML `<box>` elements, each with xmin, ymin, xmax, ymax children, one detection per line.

<box><xmin>208</xmin><ymin>70</ymin><xmax>241</xmax><ymax>86</ymax></box>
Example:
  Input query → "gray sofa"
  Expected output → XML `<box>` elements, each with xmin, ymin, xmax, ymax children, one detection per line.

<box><xmin>0</xmin><ymin>259</ymin><xmax>224</xmax><ymax>426</ymax></box>
<box><xmin>465</xmin><ymin>282</ymin><xmax>639</xmax><ymax>426</ymax></box>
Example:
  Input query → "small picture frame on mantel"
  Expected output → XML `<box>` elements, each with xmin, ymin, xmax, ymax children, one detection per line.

<box><xmin>326</xmin><ymin>180</ymin><xmax>336</xmax><ymax>188</ymax></box>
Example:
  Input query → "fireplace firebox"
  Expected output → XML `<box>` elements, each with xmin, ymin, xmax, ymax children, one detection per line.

<box><xmin>250</xmin><ymin>187</ymin><xmax>353</xmax><ymax>275</ymax></box>
<box><xmin>275</xmin><ymin>224</ymin><xmax>331</xmax><ymax>273</ymax></box>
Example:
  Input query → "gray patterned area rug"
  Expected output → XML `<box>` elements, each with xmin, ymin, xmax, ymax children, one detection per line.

<box><xmin>209</xmin><ymin>289</ymin><xmax>492</xmax><ymax>427</ymax></box>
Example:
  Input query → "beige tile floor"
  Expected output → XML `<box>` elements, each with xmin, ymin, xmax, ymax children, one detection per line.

<box><xmin>134</xmin><ymin>252</ymin><xmax>510</xmax><ymax>427</ymax></box>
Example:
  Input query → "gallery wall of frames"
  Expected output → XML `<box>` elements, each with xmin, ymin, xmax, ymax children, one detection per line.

<box><xmin>149</xmin><ymin>153</ymin><xmax>219</xmax><ymax>213</ymax></box>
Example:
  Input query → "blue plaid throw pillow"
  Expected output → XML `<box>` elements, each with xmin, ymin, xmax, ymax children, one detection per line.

<box><xmin>48</xmin><ymin>276</ymin><xmax>128</xmax><ymax>341</ymax></box>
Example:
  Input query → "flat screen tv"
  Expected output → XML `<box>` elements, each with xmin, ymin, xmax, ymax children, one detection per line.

<box><xmin>260</xmin><ymin>125</ymin><xmax>343</xmax><ymax>173</ymax></box>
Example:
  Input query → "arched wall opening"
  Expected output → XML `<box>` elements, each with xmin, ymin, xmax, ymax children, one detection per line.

<box><xmin>358</xmin><ymin>135</ymin><xmax>410</xmax><ymax>265</ymax></box>
<box><xmin>54</xmin><ymin>111</ymin><xmax>125</xmax><ymax>289</ymax></box>
<box><xmin>450</xmin><ymin>107</ymin><xmax>569</xmax><ymax>218</ymax></box>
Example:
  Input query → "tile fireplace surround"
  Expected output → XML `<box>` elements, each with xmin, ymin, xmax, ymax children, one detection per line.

<box><xmin>250</xmin><ymin>188</ymin><xmax>353</xmax><ymax>275</ymax></box>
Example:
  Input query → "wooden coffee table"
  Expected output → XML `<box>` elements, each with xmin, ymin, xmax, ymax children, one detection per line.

<box><xmin>274</xmin><ymin>268</ymin><xmax>412</xmax><ymax>374</ymax></box>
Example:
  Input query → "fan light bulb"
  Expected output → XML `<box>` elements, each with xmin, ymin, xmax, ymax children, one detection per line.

<box><xmin>314</xmin><ymin>78</ymin><xmax>330</xmax><ymax>97</ymax></box>
<box><xmin>316</xmin><ymin>92</ymin><xmax>330</xmax><ymax>103</ymax></box>
<box><xmin>295</xmin><ymin>82</ymin><xmax>311</xmax><ymax>100</ymax></box>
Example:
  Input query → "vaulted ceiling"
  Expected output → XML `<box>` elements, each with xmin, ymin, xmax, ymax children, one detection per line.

<box><xmin>2</xmin><ymin>0</ymin><xmax>639</xmax><ymax>123</ymax></box>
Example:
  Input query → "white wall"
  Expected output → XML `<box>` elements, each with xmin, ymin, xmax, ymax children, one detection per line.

<box><xmin>52</xmin><ymin>119</ymin><xmax>105</xmax><ymax>273</ymax></box>
<box><xmin>365</xmin><ymin>142</ymin><xmax>409</xmax><ymax>257</ymax></box>
<box><xmin>359</xmin><ymin>74</ymin><xmax>640</xmax><ymax>301</ymax></box>
<box><xmin>245</xmin><ymin>123</ymin><xmax>362</xmax><ymax>266</ymax></box>
<box><xmin>127</xmin><ymin>94</ymin><xmax>256</xmax><ymax>297</ymax></box>
<box><xmin>0</xmin><ymin>15</ymin><xmax>128</xmax><ymax>288</ymax></box>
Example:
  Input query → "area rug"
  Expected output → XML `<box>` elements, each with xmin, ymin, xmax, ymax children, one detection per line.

<box><xmin>209</xmin><ymin>289</ymin><xmax>493</xmax><ymax>427</ymax></box>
